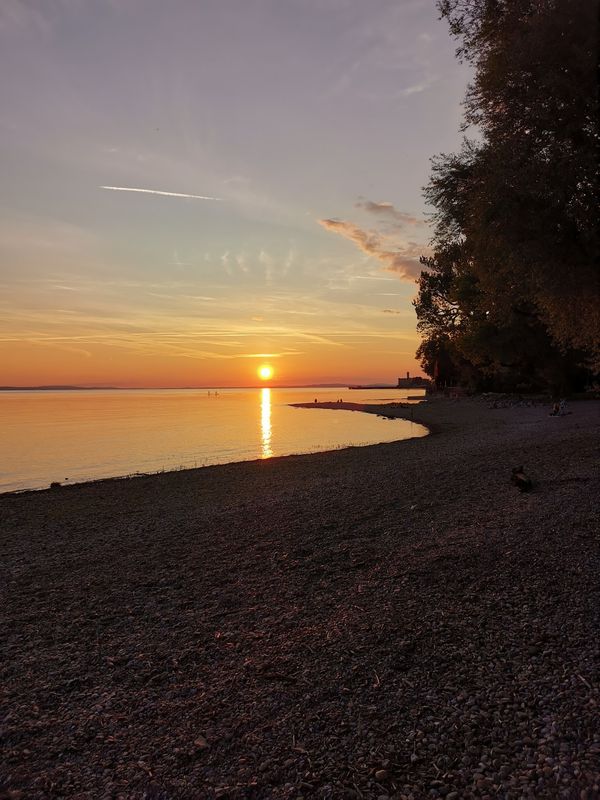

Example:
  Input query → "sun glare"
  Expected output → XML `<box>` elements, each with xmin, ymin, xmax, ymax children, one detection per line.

<box><xmin>258</xmin><ymin>364</ymin><xmax>274</xmax><ymax>381</ymax></box>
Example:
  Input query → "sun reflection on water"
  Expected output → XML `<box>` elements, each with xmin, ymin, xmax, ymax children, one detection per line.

<box><xmin>260</xmin><ymin>387</ymin><xmax>272</xmax><ymax>458</ymax></box>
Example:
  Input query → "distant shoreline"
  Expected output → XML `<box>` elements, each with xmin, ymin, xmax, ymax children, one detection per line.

<box><xmin>0</xmin><ymin>383</ymin><xmax>389</xmax><ymax>392</ymax></box>
<box><xmin>291</xmin><ymin>398</ymin><xmax>438</xmax><ymax>432</ymax></box>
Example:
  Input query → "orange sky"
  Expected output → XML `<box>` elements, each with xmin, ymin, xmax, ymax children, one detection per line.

<box><xmin>0</xmin><ymin>1</ymin><xmax>470</xmax><ymax>388</ymax></box>
<box><xmin>0</xmin><ymin>211</ymin><xmax>428</xmax><ymax>387</ymax></box>
<box><xmin>1</xmin><ymin>321</ymin><xmax>422</xmax><ymax>387</ymax></box>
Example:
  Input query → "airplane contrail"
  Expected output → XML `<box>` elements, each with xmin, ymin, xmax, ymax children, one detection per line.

<box><xmin>100</xmin><ymin>186</ymin><xmax>223</xmax><ymax>201</ymax></box>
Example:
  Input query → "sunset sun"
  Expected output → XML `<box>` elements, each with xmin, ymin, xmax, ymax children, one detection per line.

<box><xmin>258</xmin><ymin>364</ymin><xmax>274</xmax><ymax>381</ymax></box>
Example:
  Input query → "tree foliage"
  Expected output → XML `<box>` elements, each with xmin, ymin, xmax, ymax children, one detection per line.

<box><xmin>415</xmin><ymin>0</ymin><xmax>600</xmax><ymax>390</ymax></box>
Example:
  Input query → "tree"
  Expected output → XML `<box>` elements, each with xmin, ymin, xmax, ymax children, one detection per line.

<box><xmin>414</xmin><ymin>240</ymin><xmax>588</xmax><ymax>392</ymax></box>
<box><xmin>415</xmin><ymin>0</ymin><xmax>600</xmax><ymax>388</ymax></box>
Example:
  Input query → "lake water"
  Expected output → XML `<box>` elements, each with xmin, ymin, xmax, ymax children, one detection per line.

<box><xmin>0</xmin><ymin>387</ymin><xmax>427</xmax><ymax>493</ymax></box>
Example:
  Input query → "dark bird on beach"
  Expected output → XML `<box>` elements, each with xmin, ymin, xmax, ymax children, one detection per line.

<box><xmin>511</xmin><ymin>466</ymin><xmax>533</xmax><ymax>492</ymax></box>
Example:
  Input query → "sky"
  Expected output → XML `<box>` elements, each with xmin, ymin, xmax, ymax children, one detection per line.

<box><xmin>0</xmin><ymin>0</ymin><xmax>470</xmax><ymax>387</ymax></box>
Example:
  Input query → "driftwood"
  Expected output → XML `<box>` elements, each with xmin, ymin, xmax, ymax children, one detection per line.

<box><xmin>511</xmin><ymin>465</ymin><xmax>533</xmax><ymax>492</ymax></box>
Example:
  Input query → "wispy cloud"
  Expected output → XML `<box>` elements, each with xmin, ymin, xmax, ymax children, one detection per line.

<box><xmin>27</xmin><ymin>338</ymin><xmax>93</xmax><ymax>359</ymax></box>
<box><xmin>399</xmin><ymin>76</ymin><xmax>437</xmax><ymax>97</ymax></box>
<box><xmin>100</xmin><ymin>186</ymin><xmax>223</xmax><ymax>201</ymax></box>
<box><xmin>318</xmin><ymin>218</ymin><xmax>425</xmax><ymax>281</ymax></box>
<box><xmin>356</xmin><ymin>199</ymin><xmax>423</xmax><ymax>226</ymax></box>
<box><xmin>146</xmin><ymin>292</ymin><xmax>215</xmax><ymax>302</ymax></box>
<box><xmin>351</xmin><ymin>275</ymin><xmax>397</xmax><ymax>282</ymax></box>
<box><xmin>0</xmin><ymin>215</ymin><xmax>97</xmax><ymax>254</ymax></box>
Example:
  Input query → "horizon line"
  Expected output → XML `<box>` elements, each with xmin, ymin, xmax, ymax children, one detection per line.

<box><xmin>0</xmin><ymin>382</ymin><xmax>416</xmax><ymax>391</ymax></box>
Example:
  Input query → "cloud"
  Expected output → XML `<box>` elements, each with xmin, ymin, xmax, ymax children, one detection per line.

<box><xmin>351</xmin><ymin>275</ymin><xmax>397</xmax><ymax>281</ymax></box>
<box><xmin>399</xmin><ymin>76</ymin><xmax>438</xmax><ymax>97</ymax></box>
<box><xmin>27</xmin><ymin>338</ymin><xmax>92</xmax><ymax>358</ymax></box>
<box><xmin>318</xmin><ymin>218</ymin><xmax>425</xmax><ymax>281</ymax></box>
<box><xmin>355</xmin><ymin>199</ymin><xmax>422</xmax><ymax>226</ymax></box>
<box><xmin>100</xmin><ymin>186</ymin><xmax>223</xmax><ymax>201</ymax></box>
<box><xmin>0</xmin><ymin>215</ymin><xmax>96</xmax><ymax>253</ymax></box>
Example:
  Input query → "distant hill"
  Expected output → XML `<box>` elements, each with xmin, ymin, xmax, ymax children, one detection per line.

<box><xmin>0</xmin><ymin>385</ymin><xmax>117</xmax><ymax>391</ymax></box>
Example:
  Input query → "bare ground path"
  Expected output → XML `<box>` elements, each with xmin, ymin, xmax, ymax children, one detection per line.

<box><xmin>1</xmin><ymin>399</ymin><xmax>599</xmax><ymax>799</ymax></box>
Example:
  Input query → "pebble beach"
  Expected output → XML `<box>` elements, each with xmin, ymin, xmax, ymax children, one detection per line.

<box><xmin>1</xmin><ymin>398</ymin><xmax>599</xmax><ymax>799</ymax></box>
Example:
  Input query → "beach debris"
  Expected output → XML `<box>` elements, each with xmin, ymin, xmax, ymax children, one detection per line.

<box><xmin>511</xmin><ymin>465</ymin><xmax>533</xmax><ymax>492</ymax></box>
<box><xmin>193</xmin><ymin>735</ymin><xmax>209</xmax><ymax>750</ymax></box>
<box><xmin>550</xmin><ymin>398</ymin><xmax>571</xmax><ymax>416</ymax></box>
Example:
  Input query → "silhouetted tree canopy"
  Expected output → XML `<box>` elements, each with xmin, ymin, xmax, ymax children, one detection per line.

<box><xmin>415</xmin><ymin>0</ymin><xmax>600</xmax><ymax>391</ymax></box>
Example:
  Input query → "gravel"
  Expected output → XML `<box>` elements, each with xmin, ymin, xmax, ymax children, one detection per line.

<box><xmin>1</xmin><ymin>398</ymin><xmax>598</xmax><ymax>799</ymax></box>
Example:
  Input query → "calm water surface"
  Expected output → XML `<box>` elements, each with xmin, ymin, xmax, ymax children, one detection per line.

<box><xmin>0</xmin><ymin>388</ymin><xmax>427</xmax><ymax>492</ymax></box>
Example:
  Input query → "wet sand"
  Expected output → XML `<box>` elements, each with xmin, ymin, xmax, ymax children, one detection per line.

<box><xmin>1</xmin><ymin>398</ymin><xmax>599</xmax><ymax>799</ymax></box>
